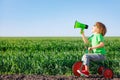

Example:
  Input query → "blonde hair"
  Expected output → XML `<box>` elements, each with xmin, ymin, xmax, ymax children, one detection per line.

<box><xmin>95</xmin><ymin>22</ymin><xmax>107</xmax><ymax>36</ymax></box>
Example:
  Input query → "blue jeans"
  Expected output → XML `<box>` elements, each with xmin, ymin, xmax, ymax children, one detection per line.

<box><xmin>81</xmin><ymin>53</ymin><xmax>106</xmax><ymax>66</ymax></box>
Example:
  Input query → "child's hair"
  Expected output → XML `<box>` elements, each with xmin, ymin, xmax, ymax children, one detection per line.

<box><xmin>95</xmin><ymin>22</ymin><xmax>107</xmax><ymax>36</ymax></box>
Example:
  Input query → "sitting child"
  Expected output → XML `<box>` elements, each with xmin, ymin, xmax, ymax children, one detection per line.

<box><xmin>77</xmin><ymin>22</ymin><xmax>107</xmax><ymax>77</ymax></box>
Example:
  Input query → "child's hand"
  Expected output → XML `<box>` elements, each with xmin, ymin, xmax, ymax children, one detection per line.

<box><xmin>80</xmin><ymin>29</ymin><xmax>84</xmax><ymax>34</ymax></box>
<box><xmin>88</xmin><ymin>47</ymin><xmax>93</xmax><ymax>51</ymax></box>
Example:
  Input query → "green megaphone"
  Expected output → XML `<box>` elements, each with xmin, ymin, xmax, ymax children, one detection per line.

<box><xmin>74</xmin><ymin>20</ymin><xmax>88</xmax><ymax>33</ymax></box>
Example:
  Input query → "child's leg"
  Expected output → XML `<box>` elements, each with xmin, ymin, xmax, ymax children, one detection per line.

<box><xmin>81</xmin><ymin>54</ymin><xmax>105</xmax><ymax>71</ymax></box>
<box><xmin>84</xmin><ymin>65</ymin><xmax>89</xmax><ymax>72</ymax></box>
<box><xmin>77</xmin><ymin>61</ymin><xmax>90</xmax><ymax>77</ymax></box>
<box><xmin>78</xmin><ymin>54</ymin><xmax>105</xmax><ymax>76</ymax></box>
<box><xmin>81</xmin><ymin>54</ymin><xmax>90</xmax><ymax>72</ymax></box>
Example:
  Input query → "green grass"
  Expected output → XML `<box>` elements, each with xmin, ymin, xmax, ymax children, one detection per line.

<box><xmin>0</xmin><ymin>37</ymin><xmax>120</xmax><ymax>75</ymax></box>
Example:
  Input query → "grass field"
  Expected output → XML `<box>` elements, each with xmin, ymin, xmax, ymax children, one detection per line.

<box><xmin>0</xmin><ymin>37</ymin><xmax>120</xmax><ymax>75</ymax></box>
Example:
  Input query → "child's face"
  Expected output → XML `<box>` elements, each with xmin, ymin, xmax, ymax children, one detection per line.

<box><xmin>92</xmin><ymin>25</ymin><xmax>99</xmax><ymax>33</ymax></box>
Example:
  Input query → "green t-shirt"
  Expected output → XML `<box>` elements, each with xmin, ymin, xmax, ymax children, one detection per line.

<box><xmin>88</xmin><ymin>33</ymin><xmax>106</xmax><ymax>55</ymax></box>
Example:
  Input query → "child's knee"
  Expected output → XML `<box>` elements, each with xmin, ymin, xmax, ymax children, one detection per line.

<box><xmin>83</xmin><ymin>54</ymin><xmax>89</xmax><ymax>59</ymax></box>
<box><xmin>82</xmin><ymin>54</ymin><xmax>89</xmax><ymax>61</ymax></box>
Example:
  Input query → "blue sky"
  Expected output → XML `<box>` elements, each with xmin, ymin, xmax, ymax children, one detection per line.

<box><xmin>0</xmin><ymin>0</ymin><xmax>120</xmax><ymax>37</ymax></box>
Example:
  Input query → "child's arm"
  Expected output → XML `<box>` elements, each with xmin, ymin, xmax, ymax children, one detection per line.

<box><xmin>88</xmin><ymin>42</ymin><xmax>104</xmax><ymax>50</ymax></box>
<box><xmin>80</xmin><ymin>30</ymin><xmax>89</xmax><ymax>44</ymax></box>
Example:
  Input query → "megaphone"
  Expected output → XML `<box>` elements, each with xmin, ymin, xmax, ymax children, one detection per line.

<box><xmin>74</xmin><ymin>20</ymin><xmax>88</xmax><ymax>33</ymax></box>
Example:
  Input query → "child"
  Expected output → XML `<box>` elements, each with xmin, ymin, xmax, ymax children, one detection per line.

<box><xmin>77</xmin><ymin>22</ymin><xmax>107</xmax><ymax>77</ymax></box>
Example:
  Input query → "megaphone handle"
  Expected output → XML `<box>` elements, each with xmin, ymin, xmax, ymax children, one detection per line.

<box><xmin>80</xmin><ymin>29</ymin><xmax>84</xmax><ymax>34</ymax></box>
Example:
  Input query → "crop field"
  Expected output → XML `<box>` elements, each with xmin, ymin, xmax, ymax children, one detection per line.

<box><xmin>0</xmin><ymin>37</ymin><xmax>120</xmax><ymax>79</ymax></box>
